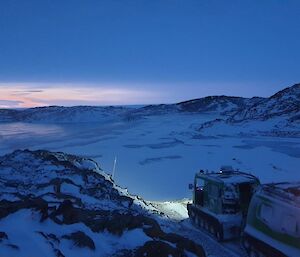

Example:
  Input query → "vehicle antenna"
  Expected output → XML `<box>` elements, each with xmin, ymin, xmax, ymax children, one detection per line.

<box><xmin>112</xmin><ymin>156</ymin><xmax>117</xmax><ymax>180</ymax></box>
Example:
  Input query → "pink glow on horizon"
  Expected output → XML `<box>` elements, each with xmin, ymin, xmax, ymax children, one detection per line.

<box><xmin>0</xmin><ymin>83</ymin><xmax>164</xmax><ymax>108</ymax></box>
<box><xmin>0</xmin><ymin>81</ymin><xmax>280</xmax><ymax>109</ymax></box>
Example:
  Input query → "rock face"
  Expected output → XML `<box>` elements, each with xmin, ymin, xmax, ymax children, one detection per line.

<box><xmin>0</xmin><ymin>150</ymin><xmax>205</xmax><ymax>257</ymax></box>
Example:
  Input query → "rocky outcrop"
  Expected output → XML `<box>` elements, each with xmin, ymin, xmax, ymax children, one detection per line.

<box><xmin>0</xmin><ymin>149</ymin><xmax>205</xmax><ymax>257</ymax></box>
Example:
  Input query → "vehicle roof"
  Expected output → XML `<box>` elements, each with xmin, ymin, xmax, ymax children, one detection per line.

<box><xmin>195</xmin><ymin>170</ymin><xmax>258</xmax><ymax>184</ymax></box>
<box><xmin>262</xmin><ymin>182</ymin><xmax>300</xmax><ymax>205</ymax></box>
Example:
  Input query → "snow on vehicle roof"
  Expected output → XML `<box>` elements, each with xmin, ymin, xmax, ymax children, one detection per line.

<box><xmin>196</xmin><ymin>170</ymin><xmax>258</xmax><ymax>184</ymax></box>
<box><xmin>263</xmin><ymin>182</ymin><xmax>300</xmax><ymax>201</ymax></box>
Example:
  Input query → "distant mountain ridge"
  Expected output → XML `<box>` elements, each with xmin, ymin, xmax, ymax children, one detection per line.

<box><xmin>0</xmin><ymin>83</ymin><xmax>299</xmax><ymax>124</ymax></box>
<box><xmin>0</xmin><ymin>105</ymin><xmax>129</xmax><ymax>123</ymax></box>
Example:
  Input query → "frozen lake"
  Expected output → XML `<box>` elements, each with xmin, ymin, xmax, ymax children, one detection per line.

<box><xmin>1</xmin><ymin>114</ymin><xmax>300</xmax><ymax>200</ymax></box>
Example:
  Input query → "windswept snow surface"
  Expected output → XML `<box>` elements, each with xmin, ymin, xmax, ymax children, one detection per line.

<box><xmin>0</xmin><ymin>209</ymin><xmax>150</xmax><ymax>257</ymax></box>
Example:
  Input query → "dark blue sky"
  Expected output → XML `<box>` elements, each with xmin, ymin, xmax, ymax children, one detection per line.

<box><xmin>0</xmin><ymin>0</ymin><xmax>299</xmax><ymax>107</ymax></box>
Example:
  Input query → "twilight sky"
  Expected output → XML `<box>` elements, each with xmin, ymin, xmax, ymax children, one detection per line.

<box><xmin>0</xmin><ymin>0</ymin><xmax>299</xmax><ymax>108</ymax></box>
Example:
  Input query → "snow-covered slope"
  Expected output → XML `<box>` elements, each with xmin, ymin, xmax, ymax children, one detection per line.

<box><xmin>0</xmin><ymin>149</ymin><xmax>206</xmax><ymax>257</ymax></box>
<box><xmin>196</xmin><ymin>83</ymin><xmax>300</xmax><ymax>137</ymax></box>
<box><xmin>231</xmin><ymin>83</ymin><xmax>300</xmax><ymax>122</ymax></box>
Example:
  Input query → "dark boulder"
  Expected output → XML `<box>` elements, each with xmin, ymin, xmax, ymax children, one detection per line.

<box><xmin>54</xmin><ymin>200</ymin><xmax>79</xmax><ymax>224</ymax></box>
<box><xmin>0</xmin><ymin>231</ymin><xmax>8</xmax><ymax>241</ymax></box>
<box><xmin>62</xmin><ymin>231</ymin><xmax>95</xmax><ymax>250</ymax></box>
<box><xmin>135</xmin><ymin>240</ymin><xmax>186</xmax><ymax>257</ymax></box>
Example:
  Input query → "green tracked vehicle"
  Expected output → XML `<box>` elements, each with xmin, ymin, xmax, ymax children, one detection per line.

<box><xmin>187</xmin><ymin>166</ymin><xmax>260</xmax><ymax>241</ymax></box>
<box><xmin>242</xmin><ymin>182</ymin><xmax>300</xmax><ymax>257</ymax></box>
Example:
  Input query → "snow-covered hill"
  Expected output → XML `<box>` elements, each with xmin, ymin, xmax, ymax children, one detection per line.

<box><xmin>196</xmin><ymin>83</ymin><xmax>300</xmax><ymax>137</ymax></box>
<box><xmin>0</xmin><ymin>149</ymin><xmax>207</xmax><ymax>257</ymax></box>
<box><xmin>0</xmin><ymin>96</ymin><xmax>261</xmax><ymax>123</ymax></box>
<box><xmin>0</xmin><ymin>106</ymin><xmax>130</xmax><ymax>123</ymax></box>
<box><xmin>176</xmin><ymin>96</ymin><xmax>263</xmax><ymax>115</ymax></box>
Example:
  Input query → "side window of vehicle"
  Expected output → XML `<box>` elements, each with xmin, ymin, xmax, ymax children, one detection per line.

<box><xmin>196</xmin><ymin>178</ymin><xmax>205</xmax><ymax>190</ymax></box>
<box><xmin>281</xmin><ymin>214</ymin><xmax>297</xmax><ymax>235</ymax></box>
<box><xmin>259</xmin><ymin>204</ymin><xmax>273</xmax><ymax>225</ymax></box>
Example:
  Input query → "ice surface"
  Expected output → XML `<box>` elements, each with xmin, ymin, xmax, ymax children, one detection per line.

<box><xmin>0</xmin><ymin>111</ymin><xmax>299</xmax><ymax>201</ymax></box>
